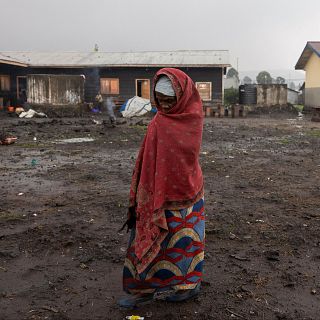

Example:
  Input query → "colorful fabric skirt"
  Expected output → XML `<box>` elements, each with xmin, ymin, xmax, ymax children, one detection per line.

<box><xmin>123</xmin><ymin>198</ymin><xmax>205</xmax><ymax>294</ymax></box>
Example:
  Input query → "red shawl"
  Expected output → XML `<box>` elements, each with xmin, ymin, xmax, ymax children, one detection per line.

<box><xmin>129</xmin><ymin>68</ymin><xmax>204</xmax><ymax>273</ymax></box>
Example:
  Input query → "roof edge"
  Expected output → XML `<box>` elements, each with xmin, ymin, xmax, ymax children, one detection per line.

<box><xmin>0</xmin><ymin>58</ymin><xmax>28</xmax><ymax>67</ymax></box>
<box><xmin>0</xmin><ymin>50</ymin><xmax>230</xmax><ymax>68</ymax></box>
<box><xmin>29</xmin><ymin>63</ymin><xmax>231</xmax><ymax>68</ymax></box>
<box><xmin>307</xmin><ymin>41</ymin><xmax>320</xmax><ymax>57</ymax></box>
<box><xmin>295</xmin><ymin>41</ymin><xmax>320</xmax><ymax>70</ymax></box>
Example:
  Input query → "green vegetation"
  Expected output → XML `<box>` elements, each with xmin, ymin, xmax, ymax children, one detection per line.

<box><xmin>256</xmin><ymin>71</ymin><xmax>272</xmax><ymax>84</ymax></box>
<box><xmin>293</xmin><ymin>104</ymin><xmax>304</xmax><ymax>112</ymax></box>
<box><xmin>224</xmin><ymin>88</ymin><xmax>239</xmax><ymax>105</ymax></box>
<box><xmin>0</xmin><ymin>211</ymin><xmax>24</xmax><ymax>222</ymax></box>
<box><xmin>226</xmin><ymin>67</ymin><xmax>239</xmax><ymax>81</ymax></box>
<box><xmin>279</xmin><ymin>138</ymin><xmax>290</xmax><ymax>145</ymax></box>
<box><xmin>129</xmin><ymin>125</ymin><xmax>147</xmax><ymax>131</ymax></box>
<box><xmin>276</xmin><ymin>76</ymin><xmax>286</xmax><ymax>84</ymax></box>
<box><xmin>306</xmin><ymin>130</ymin><xmax>320</xmax><ymax>138</ymax></box>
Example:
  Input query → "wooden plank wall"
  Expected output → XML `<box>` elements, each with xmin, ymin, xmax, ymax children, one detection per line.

<box><xmin>27</xmin><ymin>75</ymin><xmax>84</xmax><ymax>105</ymax></box>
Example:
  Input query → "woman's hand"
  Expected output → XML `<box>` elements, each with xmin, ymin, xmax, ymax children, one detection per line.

<box><xmin>119</xmin><ymin>206</ymin><xmax>136</xmax><ymax>232</ymax></box>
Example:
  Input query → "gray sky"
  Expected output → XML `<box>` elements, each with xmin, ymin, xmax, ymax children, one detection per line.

<box><xmin>1</xmin><ymin>0</ymin><xmax>319</xmax><ymax>75</ymax></box>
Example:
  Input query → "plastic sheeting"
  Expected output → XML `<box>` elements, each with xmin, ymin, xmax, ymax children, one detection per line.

<box><xmin>19</xmin><ymin>109</ymin><xmax>47</xmax><ymax>118</ymax></box>
<box><xmin>120</xmin><ymin>96</ymin><xmax>152</xmax><ymax>118</ymax></box>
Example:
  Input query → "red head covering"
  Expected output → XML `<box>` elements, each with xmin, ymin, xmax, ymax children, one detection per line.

<box><xmin>129</xmin><ymin>68</ymin><xmax>204</xmax><ymax>273</ymax></box>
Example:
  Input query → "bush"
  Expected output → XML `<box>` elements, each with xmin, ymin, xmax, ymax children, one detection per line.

<box><xmin>224</xmin><ymin>88</ymin><xmax>239</xmax><ymax>105</ymax></box>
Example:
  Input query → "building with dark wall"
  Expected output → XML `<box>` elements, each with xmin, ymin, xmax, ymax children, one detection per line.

<box><xmin>0</xmin><ymin>51</ymin><xmax>230</xmax><ymax>108</ymax></box>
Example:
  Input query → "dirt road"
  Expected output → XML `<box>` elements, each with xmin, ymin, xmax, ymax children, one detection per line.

<box><xmin>1</xmin><ymin>113</ymin><xmax>319</xmax><ymax>319</ymax></box>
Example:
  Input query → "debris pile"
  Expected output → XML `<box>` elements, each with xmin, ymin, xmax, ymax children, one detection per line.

<box><xmin>0</xmin><ymin>132</ymin><xmax>17</xmax><ymax>145</ymax></box>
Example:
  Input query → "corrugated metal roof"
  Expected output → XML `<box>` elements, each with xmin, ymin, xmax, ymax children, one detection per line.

<box><xmin>0</xmin><ymin>50</ymin><xmax>230</xmax><ymax>68</ymax></box>
<box><xmin>295</xmin><ymin>41</ymin><xmax>320</xmax><ymax>70</ymax></box>
<box><xmin>0</xmin><ymin>53</ymin><xmax>28</xmax><ymax>67</ymax></box>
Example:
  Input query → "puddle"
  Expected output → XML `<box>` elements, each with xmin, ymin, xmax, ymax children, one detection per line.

<box><xmin>287</xmin><ymin>113</ymin><xmax>304</xmax><ymax>123</ymax></box>
<box><xmin>54</xmin><ymin>137</ymin><xmax>95</xmax><ymax>144</ymax></box>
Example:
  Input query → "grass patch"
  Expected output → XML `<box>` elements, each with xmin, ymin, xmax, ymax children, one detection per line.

<box><xmin>279</xmin><ymin>138</ymin><xmax>290</xmax><ymax>145</ymax></box>
<box><xmin>306</xmin><ymin>130</ymin><xmax>320</xmax><ymax>138</ymax></box>
<box><xmin>15</xmin><ymin>143</ymin><xmax>48</xmax><ymax>148</ymax></box>
<box><xmin>0</xmin><ymin>211</ymin><xmax>24</xmax><ymax>222</ymax></box>
<box><xmin>293</xmin><ymin>104</ymin><xmax>304</xmax><ymax>112</ymax></box>
<box><xmin>129</xmin><ymin>125</ymin><xmax>147</xmax><ymax>131</ymax></box>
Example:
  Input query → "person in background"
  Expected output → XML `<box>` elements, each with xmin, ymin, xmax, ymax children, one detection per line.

<box><xmin>104</xmin><ymin>96</ymin><xmax>116</xmax><ymax>125</ymax></box>
<box><xmin>18</xmin><ymin>90</ymin><xmax>27</xmax><ymax>108</ymax></box>
<box><xmin>95</xmin><ymin>92</ymin><xmax>103</xmax><ymax>112</ymax></box>
<box><xmin>119</xmin><ymin>68</ymin><xmax>205</xmax><ymax>308</ymax></box>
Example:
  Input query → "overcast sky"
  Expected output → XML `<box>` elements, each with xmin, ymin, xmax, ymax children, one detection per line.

<box><xmin>1</xmin><ymin>0</ymin><xmax>319</xmax><ymax>76</ymax></box>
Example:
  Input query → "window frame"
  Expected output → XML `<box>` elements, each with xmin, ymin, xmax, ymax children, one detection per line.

<box><xmin>135</xmin><ymin>79</ymin><xmax>151</xmax><ymax>99</ymax></box>
<box><xmin>195</xmin><ymin>81</ymin><xmax>212</xmax><ymax>101</ymax></box>
<box><xmin>100</xmin><ymin>78</ymin><xmax>119</xmax><ymax>95</ymax></box>
<box><xmin>0</xmin><ymin>75</ymin><xmax>10</xmax><ymax>91</ymax></box>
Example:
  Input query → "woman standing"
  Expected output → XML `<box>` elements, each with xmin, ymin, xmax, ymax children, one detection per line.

<box><xmin>119</xmin><ymin>68</ymin><xmax>205</xmax><ymax>308</ymax></box>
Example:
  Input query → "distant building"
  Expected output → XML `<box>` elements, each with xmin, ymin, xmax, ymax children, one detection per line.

<box><xmin>239</xmin><ymin>84</ymin><xmax>288</xmax><ymax>106</ymax></box>
<box><xmin>256</xmin><ymin>84</ymin><xmax>287</xmax><ymax>106</ymax></box>
<box><xmin>287</xmin><ymin>87</ymin><xmax>299</xmax><ymax>105</ymax></box>
<box><xmin>0</xmin><ymin>51</ymin><xmax>230</xmax><ymax>108</ymax></box>
<box><xmin>295</xmin><ymin>41</ymin><xmax>320</xmax><ymax>108</ymax></box>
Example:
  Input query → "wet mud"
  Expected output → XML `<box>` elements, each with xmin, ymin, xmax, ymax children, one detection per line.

<box><xmin>0</xmin><ymin>113</ymin><xmax>320</xmax><ymax>320</ymax></box>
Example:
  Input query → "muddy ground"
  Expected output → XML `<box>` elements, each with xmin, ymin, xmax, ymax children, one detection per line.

<box><xmin>0</xmin><ymin>111</ymin><xmax>320</xmax><ymax>320</ymax></box>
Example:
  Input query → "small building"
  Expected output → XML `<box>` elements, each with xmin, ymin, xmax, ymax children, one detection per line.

<box><xmin>295</xmin><ymin>41</ymin><xmax>320</xmax><ymax>108</ymax></box>
<box><xmin>256</xmin><ymin>84</ymin><xmax>287</xmax><ymax>106</ymax></box>
<box><xmin>239</xmin><ymin>84</ymin><xmax>290</xmax><ymax>106</ymax></box>
<box><xmin>239</xmin><ymin>84</ymin><xmax>288</xmax><ymax>106</ymax></box>
<box><xmin>287</xmin><ymin>87</ymin><xmax>299</xmax><ymax>105</ymax></box>
<box><xmin>0</xmin><ymin>50</ymin><xmax>230</xmax><ymax>109</ymax></box>
<box><xmin>0</xmin><ymin>53</ymin><xmax>28</xmax><ymax>108</ymax></box>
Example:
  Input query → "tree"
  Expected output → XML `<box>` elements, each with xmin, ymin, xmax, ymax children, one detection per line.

<box><xmin>256</xmin><ymin>71</ymin><xmax>272</xmax><ymax>84</ymax></box>
<box><xmin>227</xmin><ymin>67</ymin><xmax>239</xmax><ymax>81</ymax></box>
<box><xmin>276</xmin><ymin>76</ymin><xmax>286</xmax><ymax>84</ymax></box>
<box><xmin>243</xmin><ymin>76</ymin><xmax>252</xmax><ymax>84</ymax></box>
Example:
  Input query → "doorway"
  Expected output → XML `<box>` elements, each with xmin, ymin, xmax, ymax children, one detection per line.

<box><xmin>136</xmin><ymin>79</ymin><xmax>150</xmax><ymax>99</ymax></box>
<box><xmin>16</xmin><ymin>76</ymin><xmax>27</xmax><ymax>99</ymax></box>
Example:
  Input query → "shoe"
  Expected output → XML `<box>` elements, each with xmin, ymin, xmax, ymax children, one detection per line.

<box><xmin>165</xmin><ymin>283</ymin><xmax>201</xmax><ymax>302</ymax></box>
<box><xmin>118</xmin><ymin>293</ymin><xmax>154</xmax><ymax>308</ymax></box>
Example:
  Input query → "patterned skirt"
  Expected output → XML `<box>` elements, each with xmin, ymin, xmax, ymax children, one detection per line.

<box><xmin>123</xmin><ymin>198</ymin><xmax>205</xmax><ymax>294</ymax></box>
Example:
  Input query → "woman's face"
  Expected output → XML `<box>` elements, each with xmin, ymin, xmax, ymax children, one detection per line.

<box><xmin>155</xmin><ymin>92</ymin><xmax>177</xmax><ymax>113</ymax></box>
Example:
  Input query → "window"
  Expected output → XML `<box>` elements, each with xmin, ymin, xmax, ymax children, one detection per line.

<box><xmin>100</xmin><ymin>78</ymin><xmax>119</xmax><ymax>94</ymax></box>
<box><xmin>0</xmin><ymin>75</ymin><xmax>10</xmax><ymax>91</ymax></box>
<box><xmin>136</xmin><ymin>79</ymin><xmax>150</xmax><ymax>99</ymax></box>
<box><xmin>196</xmin><ymin>82</ymin><xmax>212</xmax><ymax>101</ymax></box>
